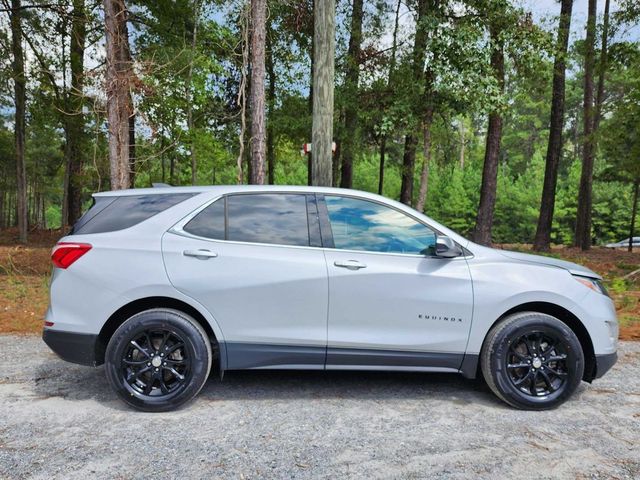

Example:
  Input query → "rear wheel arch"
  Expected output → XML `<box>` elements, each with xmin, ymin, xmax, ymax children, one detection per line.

<box><xmin>96</xmin><ymin>296</ymin><xmax>225</xmax><ymax>371</ymax></box>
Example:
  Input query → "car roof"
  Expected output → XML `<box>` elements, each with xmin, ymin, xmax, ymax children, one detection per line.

<box><xmin>92</xmin><ymin>185</ymin><xmax>385</xmax><ymax>200</ymax></box>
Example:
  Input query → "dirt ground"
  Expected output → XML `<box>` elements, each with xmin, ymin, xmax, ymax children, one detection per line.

<box><xmin>0</xmin><ymin>335</ymin><xmax>639</xmax><ymax>479</ymax></box>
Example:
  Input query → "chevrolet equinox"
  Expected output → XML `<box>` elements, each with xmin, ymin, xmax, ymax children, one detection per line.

<box><xmin>43</xmin><ymin>186</ymin><xmax>618</xmax><ymax>411</ymax></box>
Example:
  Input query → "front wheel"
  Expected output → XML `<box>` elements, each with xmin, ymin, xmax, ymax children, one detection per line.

<box><xmin>481</xmin><ymin>312</ymin><xmax>584</xmax><ymax>410</ymax></box>
<box><xmin>105</xmin><ymin>308</ymin><xmax>212</xmax><ymax>412</ymax></box>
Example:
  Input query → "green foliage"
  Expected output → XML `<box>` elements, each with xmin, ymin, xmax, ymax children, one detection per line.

<box><xmin>0</xmin><ymin>0</ymin><xmax>638</xmax><ymax>247</ymax></box>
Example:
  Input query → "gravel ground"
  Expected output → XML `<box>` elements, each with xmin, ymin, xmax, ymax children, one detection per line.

<box><xmin>0</xmin><ymin>335</ymin><xmax>639</xmax><ymax>479</ymax></box>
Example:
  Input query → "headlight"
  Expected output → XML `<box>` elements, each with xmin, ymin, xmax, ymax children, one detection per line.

<box><xmin>573</xmin><ymin>275</ymin><xmax>609</xmax><ymax>297</ymax></box>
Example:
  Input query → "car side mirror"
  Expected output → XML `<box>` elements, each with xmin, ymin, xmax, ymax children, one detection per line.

<box><xmin>435</xmin><ymin>235</ymin><xmax>463</xmax><ymax>258</ymax></box>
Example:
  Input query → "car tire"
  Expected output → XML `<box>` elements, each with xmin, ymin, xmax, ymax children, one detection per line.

<box><xmin>105</xmin><ymin>308</ymin><xmax>212</xmax><ymax>412</ymax></box>
<box><xmin>480</xmin><ymin>311</ymin><xmax>584</xmax><ymax>410</ymax></box>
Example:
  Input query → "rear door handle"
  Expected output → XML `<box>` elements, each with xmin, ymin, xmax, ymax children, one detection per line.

<box><xmin>183</xmin><ymin>249</ymin><xmax>218</xmax><ymax>259</ymax></box>
<box><xmin>334</xmin><ymin>260</ymin><xmax>367</xmax><ymax>270</ymax></box>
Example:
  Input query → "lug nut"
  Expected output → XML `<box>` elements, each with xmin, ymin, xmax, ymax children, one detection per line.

<box><xmin>147</xmin><ymin>362</ymin><xmax>150</xmax><ymax>366</ymax></box>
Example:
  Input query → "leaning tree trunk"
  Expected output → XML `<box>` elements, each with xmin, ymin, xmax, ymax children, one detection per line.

<box><xmin>575</xmin><ymin>0</ymin><xmax>597</xmax><ymax>250</ymax></box>
<box><xmin>400</xmin><ymin>0</ymin><xmax>429</xmax><ymax>206</ymax></box>
<box><xmin>65</xmin><ymin>0</ymin><xmax>87</xmax><ymax>225</ymax></box>
<box><xmin>472</xmin><ymin>25</ymin><xmax>504</xmax><ymax>246</ymax></box>
<box><xmin>104</xmin><ymin>0</ymin><xmax>133</xmax><ymax>190</ymax></box>
<box><xmin>533</xmin><ymin>0</ymin><xmax>573</xmax><ymax>252</ymax></box>
<box><xmin>339</xmin><ymin>0</ymin><xmax>364</xmax><ymax>189</ymax></box>
<box><xmin>10</xmin><ymin>0</ymin><xmax>27</xmax><ymax>243</ymax></box>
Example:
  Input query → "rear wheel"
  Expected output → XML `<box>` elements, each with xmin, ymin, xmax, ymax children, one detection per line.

<box><xmin>481</xmin><ymin>312</ymin><xmax>584</xmax><ymax>410</ymax></box>
<box><xmin>105</xmin><ymin>308</ymin><xmax>212</xmax><ymax>412</ymax></box>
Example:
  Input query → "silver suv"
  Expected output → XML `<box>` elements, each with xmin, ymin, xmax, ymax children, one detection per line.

<box><xmin>43</xmin><ymin>186</ymin><xmax>618</xmax><ymax>411</ymax></box>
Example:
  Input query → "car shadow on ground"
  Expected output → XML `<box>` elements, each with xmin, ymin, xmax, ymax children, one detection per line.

<box><xmin>31</xmin><ymin>355</ymin><xmax>504</xmax><ymax>411</ymax></box>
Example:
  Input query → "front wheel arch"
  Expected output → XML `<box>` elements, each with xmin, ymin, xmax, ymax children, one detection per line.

<box><xmin>496</xmin><ymin>302</ymin><xmax>595</xmax><ymax>381</ymax></box>
<box><xmin>461</xmin><ymin>302</ymin><xmax>596</xmax><ymax>382</ymax></box>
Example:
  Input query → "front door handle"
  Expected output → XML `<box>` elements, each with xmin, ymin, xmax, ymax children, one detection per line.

<box><xmin>183</xmin><ymin>249</ymin><xmax>218</xmax><ymax>259</ymax></box>
<box><xmin>334</xmin><ymin>260</ymin><xmax>367</xmax><ymax>270</ymax></box>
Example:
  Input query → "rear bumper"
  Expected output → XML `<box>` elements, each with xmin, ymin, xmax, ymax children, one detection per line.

<box><xmin>594</xmin><ymin>352</ymin><xmax>618</xmax><ymax>379</ymax></box>
<box><xmin>42</xmin><ymin>329</ymin><xmax>101</xmax><ymax>366</ymax></box>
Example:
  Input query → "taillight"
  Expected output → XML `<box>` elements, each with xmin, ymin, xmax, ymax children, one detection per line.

<box><xmin>51</xmin><ymin>242</ymin><xmax>92</xmax><ymax>269</ymax></box>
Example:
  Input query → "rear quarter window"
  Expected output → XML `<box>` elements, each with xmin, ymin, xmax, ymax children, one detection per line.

<box><xmin>73</xmin><ymin>193</ymin><xmax>195</xmax><ymax>234</ymax></box>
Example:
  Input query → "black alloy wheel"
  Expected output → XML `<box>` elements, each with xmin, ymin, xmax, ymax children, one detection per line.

<box><xmin>505</xmin><ymin>331</ymin><xmax>569</xmax><ymax>397</ymax></box>
<box><xmin>105</xmin><ymin>308</ymin><xmax>212</xmax><ymax>412</ymax></box>
<box><xmin>481</xmin><ymin>312</ymin><xmax>584</xmax><ymax>410</ymax></box>
<box><xmin>122</xmin><ymin>329</ymin><xmax>191</xmax><ymax>398</ymax></box>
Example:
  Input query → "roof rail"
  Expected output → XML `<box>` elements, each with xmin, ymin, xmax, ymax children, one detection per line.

<box><xmin>151</xmin><ymin>183</ymin><xmax>172</xmax><ymax>188</ymax></box>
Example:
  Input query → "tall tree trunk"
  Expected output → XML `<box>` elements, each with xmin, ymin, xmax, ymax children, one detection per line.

<box><xmin>0</xmin><ymin>191</ymin><xmax>4</xmax><ymax>229</ymax></box>
<box><xmin>339</xmin><ymin>0</ymin><xmax>364</xmax><ymax>189</ymax></box>
<box><xmin>594</xmin><ymin>0</ymin><xmax>610</xmax><ymax>133</ymax></box>
<box><xmin>62</xmin><ymin>0</ymin><xmax>87</xmax><ymax>226</ymax></box>
<box><xmin>472</xmin><ymin>25</ymin><xmax>505</xmax><ymax>246</ymax></box>
<box><xmin>160</xmin><ymin>131</ymin><xmax>166</xmax><ymax>183</ymax></box>
<box><xmin>458</xmin><ymin>119</ymin><xmax>465</xmax><ymax>169</ymax></box>
<box><xmin>629</xmin><ymin>180</ymin><xmax>639</xmax><ymax>252</ymax></box>
<box><xmin>104</xmin><ymin>0</ymin><xmax>133</xmax><ymax>190</ymax></box>
<box><xmin>236</xmin><ymin>0</ymin><xmax>249</xmax><ymax>184</ymax></box>
<box><xmin>575</xmin><ymin>0</ymin><xmax>597</xmax><ymax>250</ymax></box>
<box><xmin>400</xmin><ymin>0</ymin><xmax>429</xmax><ymax>206</ymax></box>
<box><xmin>10</xmin><ymin>0</ymin><xmax>27</xmax><ymax>243</ymax></box>
<box><xmin>378</xmin><ymin>0</ymin><xmax>401</xmax><ymax>196</ymax></box>
<box><xmin>186</xmin><ymin>0</ymin><xmax>200</xmax><ymax>185</ymax></box>
<box><xmin>332</xmin><ymin>137</ymin><xmax>341</xmax><ymax>187</ymax></box>
<box><xmin>311</xmin><ymin>0</ymin><xmax>335</xmax><ymax>186</ymax></box>
<box><xmin>307</xmin><ymin>6</ymin><xmax>314</xmax><ymax>187</ymax></box>
<box><xmin>266</xmin><ymin>18</ymin><xmax>276</xmax><ymax>185</ymax></box>
<box><xmin>415</xmin><ymin>108</ymin><xmax>434</xmax><ymax>212</ymax></box>
<box><xmin>128</xmin><ymin>114</ymin><xmax>135</xmax><ymax>186</ymax></box>
<box><xmin>533</xmin><ymin>0</ymin><xmax>573</xmax><ymax>252</ymax></box>
<box><xmin>378</xmin><ymin>138</ymin><xmax>386</xmax><ymax>195</ymax></box>
<box><xmin>249</xmin><ymin>0</ymin><xmax>267</xmax><ymax>184</ymax></box>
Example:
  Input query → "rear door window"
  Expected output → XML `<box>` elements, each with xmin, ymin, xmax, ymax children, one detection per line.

<box><xmin>73</xmin><ymin>193</ymin><xmax>194</xmax><ymax>234</ymax></box>
<box><xmin>182</xmin><ymin>194</ymin><xmax>315</xmax><ymax>248</ymax></box>
<box><xmin>227</xmin><ymin>194</ymin><xmax>310</xmax><ymax>247</ymax></box>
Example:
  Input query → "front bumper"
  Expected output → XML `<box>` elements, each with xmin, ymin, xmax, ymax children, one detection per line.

<box><xmin>594</xmin><ymin>352</ymin><xmax>618</xmax><ymax>379</ymax></box>
<box><xmin>42</xmin><ymin>329</ymin><xmax>101</xmax><ymax>366</ymax></box>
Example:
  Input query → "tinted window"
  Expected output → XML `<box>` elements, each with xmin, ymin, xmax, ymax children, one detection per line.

<box><xmin>325</xmin><ymin>196</ymin><xmax>436</xmax><ymax>255</ymax></box>
<box><xmin>227</xmin><ymin>194</ymin><xmax>309</xmax><ymax>246</ymax></box>
<box><xmin>70</xmin><ymin>196</ymin><xmax>116</xmax><ymax>234</ymax></box>
<box><xmin>183</xmin><ymin>198</ymin><xmax>225</xmax><ymax>239</ymax></box>
<box><xmin>74</xmin><ymin>193</ymin><xmax>194</xmax><ymax>234</ymax></box>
